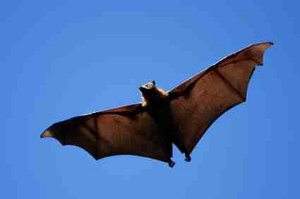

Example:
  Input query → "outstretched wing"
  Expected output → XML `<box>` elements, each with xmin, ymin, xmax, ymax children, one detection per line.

<box><xmin>41</xmin><ymin>104</ymin><xmax>172</xmax><ymax>163</ymax></box>
<box><xmin>169</xmin><ymin>42</ymin><xmax>273</xmax><ymax>154</ymax></box>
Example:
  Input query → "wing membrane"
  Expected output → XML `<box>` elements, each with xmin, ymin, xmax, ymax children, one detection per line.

<box><xmin>41</xmin><ymin>104</ymin><xmax>173</xmax><ymax>162</ymax></box>
<box><xmin>170</xmin><ymin>42</ymin><xmax>273</xmax><ymax>153</ymax></box>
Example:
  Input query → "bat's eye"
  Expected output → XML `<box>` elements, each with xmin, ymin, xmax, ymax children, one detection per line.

<box><xmin>145</xmin><ymin>83</ymin><xmax>152</xmax><ymax>88</ymax></box>
<box><xmin>142</xmin><ymin>82</ymin><xmax>155</xmax><ymax>90</ymax></box>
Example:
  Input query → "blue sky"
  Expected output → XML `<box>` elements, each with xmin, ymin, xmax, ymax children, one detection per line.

<box><xmin>1</xmin><ymin>0</ymin><xmax>299</xmax><ymax>198</ymax></box>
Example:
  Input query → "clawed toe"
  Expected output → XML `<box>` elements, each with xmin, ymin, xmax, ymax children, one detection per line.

<box><xmin>168</xmin><ymin>160</ymin><xmax>175</xmax><ymax>168</ymax></box>
<box><xmin>185</xmin><ymin>154</ymin><xmax>191</xmax><ymax>162</ymax></box>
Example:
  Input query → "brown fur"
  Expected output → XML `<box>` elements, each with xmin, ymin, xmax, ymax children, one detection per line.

<box><xmin>141</xmin><ymin>87</ymin><xmax>169</xmax><ymax>107</ymax></box>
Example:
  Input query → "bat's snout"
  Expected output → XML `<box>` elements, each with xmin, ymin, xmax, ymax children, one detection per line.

<box><xmin>40</xmin><ymin>130</ymin><xmax>53</xmax><ymax>138</ymax></box>
<box><xmin>139</xmin><ymin>86</ymin><xmax>147</xmax><ymax>92</ymax></box>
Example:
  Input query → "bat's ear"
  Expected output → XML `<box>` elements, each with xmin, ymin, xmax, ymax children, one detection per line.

<box><xmin>152</xmin><ymin>80</ymin><xmax>156</xmax><ymax>86</ymax></box>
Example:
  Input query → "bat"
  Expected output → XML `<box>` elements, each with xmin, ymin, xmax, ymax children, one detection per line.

<box><xmin>41</xmin><ymin>42</ymin><xmax>273</xmax><ymax>167</ymax></box>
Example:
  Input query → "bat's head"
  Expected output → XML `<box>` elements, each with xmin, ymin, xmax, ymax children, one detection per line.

<box><xmin>139</xmin><ymin>81</ymin><xmax>158</xmax><ymax>102</ymax></box>
<box><xmin>139</xmin><ymin>81</ymin><xmax>156</xmax><ymax>93</ymax></box>
<box><xmin>139</xmin><ymin>81</ymin><xmax>168</xmax><ymax>106</ymax></box>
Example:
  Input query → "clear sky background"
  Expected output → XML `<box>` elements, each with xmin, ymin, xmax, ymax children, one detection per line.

<box><xmin>1</xmin><ymin>0</ymin><xmax>298</xmax><ymax>198</ymax></box>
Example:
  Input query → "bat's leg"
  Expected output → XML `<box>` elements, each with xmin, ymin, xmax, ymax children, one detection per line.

<box><xmin>185</xmin><ymin>153</ymin><xmax>191</xmax><ymax>162</ymax></box>
<box><xmin>168</xmin><ymin>159</ymin><xmax>175</xmax><ymax>168</ymax></box>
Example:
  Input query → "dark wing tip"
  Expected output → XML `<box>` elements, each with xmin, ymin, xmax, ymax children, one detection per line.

<box><xmin>40</xmin><ymin>124</ymin><xmax>63</xmax><ymax>145</ymax></box>
<box><xmin>40</xmin><ymin>124</ymin><xmax>99</xmax><ymax>160</ymax></box>
<box><xmin>257</xmin><ymin>41</ymin><xmax>274</xmax><ymax>45</ymax></box>
<box><xmin>258</xmin><ymin>42</ymin><xmax>273</xmax><ymax>65</ymax></box>
<box><xmin>251</xmin><ymin>41</ymin><xmax>273</xmax><ymax>46</ymax></box>
<box><xmin>40</xmin><ymin>130</ymin><xmax>51</xmax><ymax>138</ymax></box>
<box><xmin>243</xmin><ymin>41</ymin><xmax>273</xmax><ymax>66</ymax></box>
<box><xmin>40</xmin><ymin>125</ymin><xmax>55</xmax><ymax>138</ymax></box>
<box><xmin>40</xmin><ymin>123</ymin><xmax>58</xmax><ymax>139</ymax></box>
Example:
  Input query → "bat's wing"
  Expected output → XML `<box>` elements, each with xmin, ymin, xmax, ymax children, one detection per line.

<box><xmin>41</xmin><ymin>104</ymin><xmax>173</xmax><ymax>163</ymax></box>
<box><xmin>169</xmin><ymin>42</ymin><xmax>273</xmax><ymax>155</ymax></box>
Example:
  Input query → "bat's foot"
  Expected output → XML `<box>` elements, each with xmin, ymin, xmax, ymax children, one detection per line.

<box><xmin>168</xmin><ymin>159</ymin><xmax>175</xmax><ymax>168</ymax></box>
<box><xmin>185</xmin><ymin>154</ymin><xmax>191</xmax><ymax>162</ymax></box>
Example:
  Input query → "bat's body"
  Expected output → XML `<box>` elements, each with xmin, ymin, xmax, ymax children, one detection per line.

<box><xmin>41</xmin><ymin>42</ymin><xmax>273</xmax><ymax>167</ymax></box>
<box><xmin>139</xmin><ymin>82</ymin><xmax>190</xmax><ymax>166</ymax></box>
